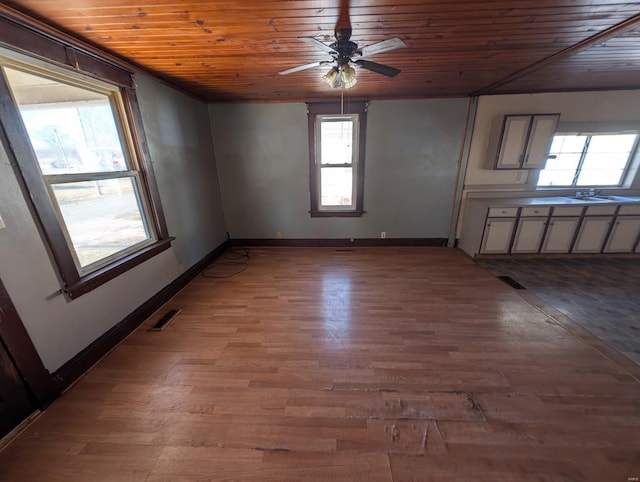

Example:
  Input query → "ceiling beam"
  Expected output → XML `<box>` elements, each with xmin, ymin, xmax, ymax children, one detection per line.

<box><xmin>473</xmin><ymin>13</ymin><xmax>640</xmax><ymax>96</ymax></box>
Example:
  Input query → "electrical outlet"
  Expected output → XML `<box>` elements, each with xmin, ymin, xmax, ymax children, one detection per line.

<box><xmin>276</xmin><ymin>231</ymin><xmax>282</xmax><ymax>239</ymax></box>
<box><xmin>381</xmin><ymin>231</ymin><xmax>386</xmax><ymax>239</ymax></box>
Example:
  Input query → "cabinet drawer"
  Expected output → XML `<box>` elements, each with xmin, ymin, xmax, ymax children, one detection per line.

<box><xmin>585</xmin><ymin>205</ymin><xmax>617</xmax><ymax>216</ymax></box>
<box><xmin>619</xmin><ymin>204</ymin><xmax>640</xmax><ymax>215</ymax></box>
<box><xmin>552</xmin><ymin>206</ymin><xmax>584</xmax><ymax>216</ymax></box>
<box><xmin>487</xmin><ymin>207</ymin><xmax>518</xmax><ymax>217</ymax></box>
<box><xmin>520</xmin><ymin>206</ymin><xmax>550</xmax><ymax>217</ymax></box>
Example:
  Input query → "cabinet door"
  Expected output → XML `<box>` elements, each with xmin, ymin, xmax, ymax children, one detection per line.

<box><xmin>541</xmin><ymin>217</ymin><xmax>580</xmax><ymax>253</ymax></box>
<box><xmin>512</xmin><ymin>217</ymin><xmax>547</xmax><ymax>253</ymax></box>
<box><xmin>480</xmin><ymin>218</ymin><xmax>516</xmax><ymax>254</ymax></box>
<box><xmin>573</xmin><ymin>217</ymin><xmax>612</xmax><ymax>253</ymax></box>
<box><xmin>522</xmin><ymin>114</ymin><xmax>559</xmax><ymax>168</ymax></box>
<box><xmin>495</xmin><ymin>116</ymin><xmax>530</xmax><ymax>169</ymax></box>
<box><xmin>604</xmin><ymin>216</ymin><xmax>640</xmax><ymax>253</ymax></box>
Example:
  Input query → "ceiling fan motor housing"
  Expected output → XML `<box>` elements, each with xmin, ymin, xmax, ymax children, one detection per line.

<box><xmin>330</xmin><ymin>41</ymin><xmax>359</xmax><ymax>65</ymax></box>
<box><xmin>331</xmin><ymin>26</ymin><xmax>359</xmax><ymax>64</ymax></box>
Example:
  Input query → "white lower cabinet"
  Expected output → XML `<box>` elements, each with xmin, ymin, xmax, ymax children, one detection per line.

<box><xmin>512</xmin><ymin>217</ymin><xmax>547</xmax><ymax>253</ymax></box>
<box><xmin>573</xmin><ymin>216</ymin><xmax>612</xmax><ymax>253</ymax></box>
<box><xmin>604</xmin><ymin>216</ymin><xmax>640</xmax><ymax>253</ymax></box>
<box><xmin>480</xmin><ymin>218</ymin><xmax>516</xmax><ymax>254</ymax></box>
<box><xmin>458</xmin><ymin>198</ymin><xmax>640</xmax><ymax>258</ymax></box>
<box><xmin>541</xmin><ymin>217</ymin><xmax>580</xmax><ymax>253</ymax></box>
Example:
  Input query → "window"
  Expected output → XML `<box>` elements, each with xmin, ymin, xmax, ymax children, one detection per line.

<box><xmin>0</xmin><ymin>50</ymin><xmax>170</xmax><ymax>298</ymax></box>
<box><xmin>537</xmin><ymin>133</ymin><xmax>638</xmax><ymax>188</ymax></box>
<box><xmin>308</xmin><ymin>102</ymin><xmax>367</xmax><ymax>217</ymax></box>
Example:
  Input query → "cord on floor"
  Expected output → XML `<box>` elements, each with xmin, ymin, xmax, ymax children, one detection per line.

<box><xmin>202</xmin><ymin>248</ymin><xmax>250</xmax><ymax>278</ymax></box>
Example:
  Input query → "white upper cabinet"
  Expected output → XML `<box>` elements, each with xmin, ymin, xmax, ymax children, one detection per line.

<box><xmin>495</xmin><ymin>114</ymin><xmax>560</xmax><ymax>169</ymax></box>
<box><xmin>495</xmin><ymin>116</ymin><xmax>530</xmax><ymax>169</ymax></box>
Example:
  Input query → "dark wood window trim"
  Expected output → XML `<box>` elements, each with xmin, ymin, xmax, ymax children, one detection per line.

<box><xmin>307</xmin><ymin>101</ymin><xmax>367</xmax><ymax>218</ymax></box>
<box><xmin>0</xmin><ymin>27</ymin><xmax>171</xmax><ymax>299</ymax></box>
<box><xmin>0</xmin><ymin>13</ymin><xmax>133</xmax><ymax>88</ymax></box>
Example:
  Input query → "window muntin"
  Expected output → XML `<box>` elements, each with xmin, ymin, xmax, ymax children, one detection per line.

<box><xmin>537</xmin><ymin>133</ymin><xmax>638</xmax><ymax>188</ymax></box>
<box><xmin>317</xmin><ymin>115</ymin><xmax>357</xmax><ymax>209</ymax></box>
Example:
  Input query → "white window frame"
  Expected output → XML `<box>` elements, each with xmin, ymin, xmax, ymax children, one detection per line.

<box><xmin>536</xmin><ymin>131</ymin><xmax>639</xmax><ymax>189</ymax></box>
<box><xmin>315</xmin><ymin>114</ymin><xmax>359</xmax><ymax>212</ymax></box>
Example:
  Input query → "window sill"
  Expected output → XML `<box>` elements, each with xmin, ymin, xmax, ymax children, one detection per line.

<box><xmin>64</xmin><ymin>238</ymin><xmax>174</xmax><ymax>299</ymax></box>
<box><xmin>310</xmin><ymin>210</ymin><xmax>364</xmax><ymax>218</ymax></box>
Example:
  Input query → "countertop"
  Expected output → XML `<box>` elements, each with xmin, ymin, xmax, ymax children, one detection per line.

<box><xmin>467</xmin><ymin>195</ymin><xmax>640</xmax><ymax>206</ymax></box>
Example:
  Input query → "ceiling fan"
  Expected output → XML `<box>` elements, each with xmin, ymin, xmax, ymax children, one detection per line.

<box><xmin>278</xmin><ymin>1</ymin><xmax>406</xmax><ymax>89</ymax></box>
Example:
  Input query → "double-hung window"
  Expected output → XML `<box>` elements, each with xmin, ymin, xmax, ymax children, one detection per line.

<box><xmin>308</xmin><ymin>102</ymin><xmax>367</xmax><ymax>217</ymax></box>
<box><xmin>0</xmin><ymin>46</ymin><xmax>170</xmax><ymax>298</ymax></box>
<box><xmin>537</xmin><ymin>132</ymin><xmax>639</xmax><ymax>188</ymax></box>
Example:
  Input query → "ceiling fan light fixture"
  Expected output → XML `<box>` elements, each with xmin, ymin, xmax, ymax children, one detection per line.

<box><xmin>323</xmin><ymin>67</ymin><xmax>341</xmax><ymax>88</ymax></box>
<box><xmin>341</xmin><ymin>63</ymin><xmax>357</xmax><ymax>89</ymax></box>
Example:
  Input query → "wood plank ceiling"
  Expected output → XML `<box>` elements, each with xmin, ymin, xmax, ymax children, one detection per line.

<box><xmin>3</xmin><ymin>0</ymin><xmax>640</xmax><ymax>102</ymax></box>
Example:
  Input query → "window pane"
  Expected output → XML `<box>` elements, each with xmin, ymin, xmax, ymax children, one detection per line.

<box><xmin>576</xmin><ymin>170</ymin><xmax>625</xmax><ymax>186</ymax></box>
<box><xmin>581</xmin><ymin>151</ymin><xmax>630</xmax><ymax>172</ymax></box>
<box><xmin>320</xmin><ymin>119</ymin><xmax>353</xmax><ymax>165</ymax></box>
<box><xmin>51</xmin><ymin>178</ymin><xmax>151</xmax><ymax>269</ymax></box>
<box><xmin>544</xmin><ymin>153</ymin><xmax>582</xmax><ymax>171</ymax></box>
<box><xmin>537</xmin><ymin>135</ymin><xmax>587</xmax><ymax>187</ymax></box>
<box><xmin>586</xmin><ymin>134</ymin><xmax>636</xmax><ymax>153</ymax></box>
<box><xmin>537</xmin><ymin>169</ymin><xmax>576</xmax><ymax>187</ymax></box>
<box><xmin>4</xmin><ymin>67</ymin><xmax>128</xmax><ymax>175</ymax></box>
<box><xmin>320</xmin><ymin>167</ymin><xmax>353</xmax><ymax>207</ymax></box>
<box><xmin>550</xmin><ymin>135</ymin><xmax>587</xmax><ymax>154</ymax></box>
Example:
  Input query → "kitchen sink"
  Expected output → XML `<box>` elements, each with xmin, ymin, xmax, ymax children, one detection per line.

<box><xmin>593</xmin><ymin>195</ymin><xmax>638</xmax><ymax>202</ymax></box>
<box><xmin>565</xmin><ymin>196</ymin><xmax>608</xmax><ymax>202</ymax></box>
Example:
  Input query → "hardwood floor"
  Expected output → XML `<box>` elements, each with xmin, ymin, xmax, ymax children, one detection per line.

<box><xmin>478</xmin><ymin>257</ymin><xmax>640</xmax><ymax>365</ymax></box>
<box><xmin>1</xmin><ymin>247</ymin><xmax>639</xmax><ymax>481</ymax></box>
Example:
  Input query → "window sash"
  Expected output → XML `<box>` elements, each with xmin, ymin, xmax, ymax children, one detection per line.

<box><xmin>319</xmin><ymin>165</ymin><xmax>355</xmax><ymax>210</ymax></box>
<box><xmin>317</xmin><ymin>115</ymin><xmax>358</xmax><ymax>210</ymax></box>
<box><xmin>44</xmin><ymin>173</ymin><xmax>156</xmax><ymax>274</ymax></box>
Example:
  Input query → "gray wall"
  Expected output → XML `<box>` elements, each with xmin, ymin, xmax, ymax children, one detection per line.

<box><xmin>136</xmin><ymin>76</ymin><xmax>227</xmax><ymax>268</ymax></box>
<box><xmin>0</xmin><ymin>74</ymin><xmax>226</xmax><ymax>372</ymax></box>
<box><xmin>209</xmin><ymin>99</ymin><xmax>468</xmax><ymax>240</ymax></box>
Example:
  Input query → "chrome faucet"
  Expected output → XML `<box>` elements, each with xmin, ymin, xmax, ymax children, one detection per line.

<box><xmin>576</xmin><ymin>189</ymin><xmax>598</xmax><ymax>198</ymax></box>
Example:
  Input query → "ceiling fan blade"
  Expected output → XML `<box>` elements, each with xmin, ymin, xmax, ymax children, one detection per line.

<box><xmin>353</xmin><ymin>60</ymin><xmax>401</xmax><ymax>77</ymax></box>
<box><xmin>298</xmin><ymin>37</ymin><xmax>337</xmax><ymax>55</ymax></box>
<box><xmin>358</xmin><ymin>38</ymin><xmax>406</xmax><ymax>58</ymax></box>
<box><xmin>279</xmin><ymin>61</ymin><xmax>331</xmax><ymax>76</ymax></box>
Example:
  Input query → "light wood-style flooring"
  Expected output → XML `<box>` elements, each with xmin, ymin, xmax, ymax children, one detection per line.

<box><xmin>1</xmin><ymin>247</ymin><xmax>639</xmax><ymax>481</ymax></box>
